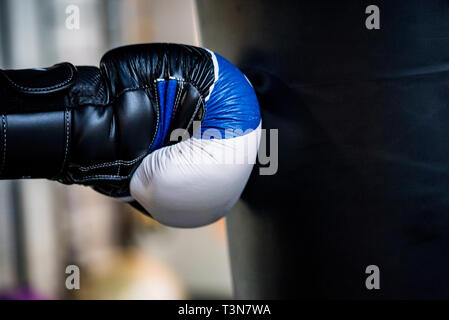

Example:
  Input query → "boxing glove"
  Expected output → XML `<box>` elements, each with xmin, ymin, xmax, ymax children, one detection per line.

<box><xmin>0</xmin><ymin>43</ymin><xmax>261</xmax><ymax>227</ymax></box>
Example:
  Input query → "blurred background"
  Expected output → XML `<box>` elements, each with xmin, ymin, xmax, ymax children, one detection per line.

<box><xmin>0</xmin><ymin>0</ymin><xmax>233</xmax><ymax>300</ymax></box>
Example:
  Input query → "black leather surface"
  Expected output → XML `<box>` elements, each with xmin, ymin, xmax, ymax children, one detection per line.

<box><xmin>0</xmin><ymin>44</ymin><xmax>215</xmax><ymax>198</ymax></box>
<box><xmin>1</xmin><ymin>63</ymin><xmax>76</xmax><ymax>95</ymax></box>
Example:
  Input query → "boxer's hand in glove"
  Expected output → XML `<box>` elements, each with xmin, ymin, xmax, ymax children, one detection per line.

<box><xmin>0</xmin><ymin>44</ymin><xmax>261</xmax><ymax>227</ymax></box>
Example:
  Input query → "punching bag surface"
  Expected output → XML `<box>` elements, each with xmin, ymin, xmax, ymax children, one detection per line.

<box><xmin>197</xmin><ymin>0</ymin><xmax>449</xmax><ymax>299</ymax></box>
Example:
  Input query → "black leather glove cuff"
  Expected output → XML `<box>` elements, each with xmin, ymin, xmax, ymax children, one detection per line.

<box><xmin>0</xmin><ymin>63</ymin><xmax>114</xmax><ymax>183</ymax></box>
<box><xmin>0</xmin><ymin>63</ymin><xmax>79</xmax><ymax>179</ymax></box>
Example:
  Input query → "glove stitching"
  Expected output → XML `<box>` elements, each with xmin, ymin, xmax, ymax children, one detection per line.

<box><xmin>74</xmin><ymin>153</ymin><xmax>147</xmax><ymax>182</ymax></box>
<box><xmin>59</xmin><ymin>109</ymin><xmax>70</xmax><ymax>176</ymax></box>
<box><xmin>171</xmin><ymin>81</ymin><xmax>184</xmax><ymax>123</ymax></box>
<box><xmin>185</xmin><ymin>95</ymin><xmax>205</xmax><ymax>133</ymax></box>
<box><xmin>149</xmin><ymin>82</ymin><xmax>160</xmax><ymax>151</ymax></box>
<box><xmin>72</xmin><ymin>173</ymin><xmax>134</xmax><ymax>183</ymax></box>
<box><xmin>1</xmin><ymin>64</ymin><xmax>74</xmax><ymax>92</ymax></box>
<box><xmin>77</xmin><ymin>154</ymin><xmax>145</xmax><ymax>171</ymax></box>
<box><xmin>0</xmin><ymin>115</ymin><xmax>6</xmax><ymax>175</ymax></box>
<box><xmin>74</xmin><ymin>85</ymin><xmax>152</xmax><ymax>108</ymax></box>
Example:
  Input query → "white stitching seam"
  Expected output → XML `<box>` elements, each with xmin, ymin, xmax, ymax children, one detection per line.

<box><xmin>76</xmin><ymin>85</ymin><xmax>152</xmax><ymax>109</ymax></box>
<box><xmin>171</xmin><ymin>81</ymin><xmax>184</xmax><ymax>123</ymax></box>
<box><xmin>74</xmin><ymin>154</ymin><xmax>147</xmax><ymax>182</ymax></box>
<box><xmin>59</xmin><ymin>109</ymin><xmax>70</xmax><ymax>175</ymax></box>
<box><xmin>77</xmin><ymin>155</ymin><xmax>145</xmax><ymax>171</ymax></box>
<box><xmin>72</xmin><ymin>172</ymin><xmax>135</xmax><ymax>183</ymax></box>
<box><xmin>1</xmin><ymin>64</ymin><xmax>75</xmax><ymax>92</ymax></box>
<box><xmin>186</xmin><ymin>98</ymin><xmax>203</xmax><ymax>133</ymax></box>
<box><xmin>149</xmin><ymin>82</ymin><xmax>161</xmax><ymax>150</ymax></box>
<box><xmin>0</xmin><ymin>115</ymin><xmax>6</xmax><ymax>175</ymax></box>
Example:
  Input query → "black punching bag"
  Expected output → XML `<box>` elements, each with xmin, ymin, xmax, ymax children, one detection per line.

<box><xmin>197</xmin><ymin>0</ymin><xmax>449</xmax><ymax>299</ymax></box>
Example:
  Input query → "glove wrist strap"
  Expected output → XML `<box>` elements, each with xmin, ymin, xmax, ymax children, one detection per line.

<box><xmin>0</xmin><ymin>63</ymin><xmax>77</xmax><ymax>179</ymax></box>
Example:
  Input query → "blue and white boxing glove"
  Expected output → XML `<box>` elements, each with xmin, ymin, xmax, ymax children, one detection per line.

<box><xmin>129</xmin><ymin>45</ymin><xmax>261</xmax><ymax>227</ymax></box>
<box><xmin>0</xmin><ymin>43</ymin><xmax>261</xmax><ymax>227</ymax></box>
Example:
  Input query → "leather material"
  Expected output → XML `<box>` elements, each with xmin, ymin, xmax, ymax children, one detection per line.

<box><xmin>126</xmin><ymin>47</ymin><xmax>262</xmax><ymax>227</ymax></box>
<box><xmin>0</xmin><ymin>43</ymin><xmax>216</xmax><ymax>198</ymax></box>
<box><xmin>201</xmin><ymin>53</ymin><xmax>260</xmax><ymax>136</ymax></box>
<box><xmin>1</xmin><ymin>63</ymin><xmax>76</xmax><ymax>96</ymax></box>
